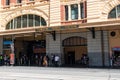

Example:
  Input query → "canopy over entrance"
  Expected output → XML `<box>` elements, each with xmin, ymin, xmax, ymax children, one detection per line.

<box><xmin>112</xmin><ymin>46</ymin><xmax>120</xmax><ymax>51</ymax></box>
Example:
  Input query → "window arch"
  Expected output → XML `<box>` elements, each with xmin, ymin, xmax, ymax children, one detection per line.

<box><xmin>6</xmin><ymin>14</ymin><xmax>47</xmax><ymax>29</ymax></box>
<box><xmin>108</xmin><ymin>5</ymin><xmax>120</xmax><ymax>18</ymax></box>
<box><xmin>62</xmin><ymin>36</ymin><xmax>87</xmax><ymax>47</ymax></box>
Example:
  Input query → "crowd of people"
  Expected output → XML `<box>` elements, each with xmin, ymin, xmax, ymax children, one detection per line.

<box><xmin>0</xmin><ymin>53</ymin><xmax>61</xmax><ymax>67</ymax></box>
<box><xmin>0</xmin><ymin>54</ymin><xmax>10</xmax><ymax>66</ymax></box>
<box><xmin>0</xmin><ymin>53</ymin><xmax>89</xmax><ymax>67</ymax></box>
<box><xmin>16</xmin><ymin>53</ymin><xmax>60</xmax><ymax>67</ymax></box>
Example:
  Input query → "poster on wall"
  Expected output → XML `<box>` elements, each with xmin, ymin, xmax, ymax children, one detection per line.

<box><xmin>3</xmin><ymin>41</ymin><xmax>12</xmax><ymax>49</ymax></box>
<box><xmin>33</xmin><ymin>40</ymin><xmax>46</xmax><ymax>54</ymax></box>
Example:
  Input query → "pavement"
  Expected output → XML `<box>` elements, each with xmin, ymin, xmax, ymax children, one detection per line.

<box><xmin>0</xmin><ymin>66</ymin><xmax>119</xmax><ymax>80</ymax></box>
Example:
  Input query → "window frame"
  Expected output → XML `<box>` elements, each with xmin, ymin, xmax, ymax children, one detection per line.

<box><xmin>108</xmin><ymin>5</ymin><xmax>120</xmax><ymax>19</ymax></box>
<box><xmin>6</xmin><ymin>14</ymin><xmax>47</xmax><ymax>30</ymax></box>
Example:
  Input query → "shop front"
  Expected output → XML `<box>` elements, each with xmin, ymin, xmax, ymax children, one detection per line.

<box><xmin>112</xmin><ymin>47</ymin><xmax>120</xmax><ymax>67</ymax></box>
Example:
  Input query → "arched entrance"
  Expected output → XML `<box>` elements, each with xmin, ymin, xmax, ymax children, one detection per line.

<box><xmin>63</xmin><ymin>36</ymin><xmax>87</xmax><ymax>66</ymax></box>
<box><xmin>3</xmin><ymin>14</ymin><xmax>47</xmax><ymax>66</ymax></box>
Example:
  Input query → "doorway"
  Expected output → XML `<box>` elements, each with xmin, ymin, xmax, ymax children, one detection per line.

<box><xmin>66</xmin><ymin>51</ymin><xmax>75</xmax><ymax>64</ymax></box>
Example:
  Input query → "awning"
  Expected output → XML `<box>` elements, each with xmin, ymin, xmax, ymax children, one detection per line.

<box><xmin>112</xmin><ymin>46</ymin><xmax>120</xmax><ymax>51</ymax></box>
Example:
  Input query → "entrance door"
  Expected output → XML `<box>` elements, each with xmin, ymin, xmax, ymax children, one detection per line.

<box><xmin>67</xmin><ymin>51</ymin><xmax>75</xmax><ymax>65</ymax></box>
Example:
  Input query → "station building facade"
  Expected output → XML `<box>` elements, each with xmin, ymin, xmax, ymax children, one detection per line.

<box><xmin>0</xmin><ymin>0</ymin><xmax>120</xmax><ymax>67</ymax></box>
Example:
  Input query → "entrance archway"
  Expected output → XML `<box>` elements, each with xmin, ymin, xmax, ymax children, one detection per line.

<box><xmin>3</xmin><ymin>14</ymin><xmax>47</xmax><ymax>66</ymax></box>
<box><xmin>62</xmin><ymin>36</ymin><xmax>87</xmax><ymax>66</ymax></box>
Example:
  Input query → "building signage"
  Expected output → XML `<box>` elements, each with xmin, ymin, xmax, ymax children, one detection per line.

<box><xmin>112</xmin><ymin>47</ymin><xmax>120</xmax><ymax>51</ymax></box>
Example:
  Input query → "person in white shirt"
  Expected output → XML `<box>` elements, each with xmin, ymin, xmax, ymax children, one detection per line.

<box><xmin>54</xmin><ymin>55</ymin><xmax>60</xmax><ymax>67</ymax></box>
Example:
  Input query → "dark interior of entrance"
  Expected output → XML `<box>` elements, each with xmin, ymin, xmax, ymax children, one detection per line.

<box><xmin>16</xmin><ymin>40</ymin><xmax>46</xmax><ymax>66</ymax></box>
<box><xmin>64</xmin><ymin>46</ymin><xmax>87</xmax><ymax>66</ymax></box>
<box><xmin>65</xmin><ymin>51</ymin><xmax>75</xmax><ymax>64</ymax></box>
<box><xmin>113</xmin><ymin>51</ymin><xmax>120</xmax><ymax>66</ymax></box>
<box><xmin>3</xmin><ymin>34</ymin><xmax>46</xmax><ymax>66</ymax></box>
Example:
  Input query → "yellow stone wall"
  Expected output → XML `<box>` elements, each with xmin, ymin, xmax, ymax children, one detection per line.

<box><xmin>0</xmin><ymin>0</ymin><xmax>120</xmax><ymax>30</ymax></box>
<box><xmin>49</xmin><ymin>0</ymin><xmax>61</xmax><ymax>26</ymax></box>
<box><xmin>0</xmin><ymin>1</ymin><xmax>49</xmax><ymax>31</ymax></box>
<box><xmin>87</xmin><ymin>0</ymin><xmax>120</xmax><ymax>22</ymax></box>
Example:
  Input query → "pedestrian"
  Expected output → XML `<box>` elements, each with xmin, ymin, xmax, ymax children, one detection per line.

<box><xmin>43</xmin><ymin>56</ymin><xmax>48</xmax><ymax>67</ymax></box>
<box><xmin>0</xmin><ymin>54</ymin><xmax>3</xmax><ymax>66</ymax></box>
<box><xmin>110</xmin><ymin>54</ymin><xmax>114</xmax><ymax>67</ymax></box>
<box><xmin>10</xmin><ymin>53</ymin><xmax>14</xmax><ymax>66</ymax></box>
<box><xmin>81</xmin><ymin>54</ymin><xmax>89</xmax><ymax>66</ymax></box>
<box><xmin>4</xmin><ymin>54</ymin><xmax>8</xmax><ymax>66</ymax></box>
<box><xmin>51</xmin><ymin>54</ymin><xmax>55</xmax><ymax>66</ymax></box>
<box><xmin>46</xmin><ymin>55</ymin><xmax>50</xmax><ymax>66</ymax></box>
<box><xmin>54</xmin><ymin>55</ymin><xmax>60</xmax><ymax>67</ymax></box>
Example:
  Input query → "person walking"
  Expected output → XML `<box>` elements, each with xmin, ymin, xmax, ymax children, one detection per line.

<box><xmin>0</xmin><ymin>54</ymin><xmax>3</xmax><ymax>66</ymax></box>
<box><xmin>43</xmin><ymin>56</ymin><xmax>48</xmax><ymax>67</ymax></box>
<box><xmin>51</xmin><ymin>54</ymin><xmax>55</xmax><ymax>66</ymax></box>
<box><xmin>4</xmin><ymin>54</ymin><xmax>8</xmax><ymax>66</ymax></box>
<box><xmin>10</xmin><ymin>53</ymin><xmax>14</xmax><ymax>66</ymax></box>
<box><xmin>54</xmin><ymin>55</ymin><xmax>60</xmax><ymax>67</ymax></box>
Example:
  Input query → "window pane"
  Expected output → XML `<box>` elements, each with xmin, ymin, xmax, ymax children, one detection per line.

<box><xmin>35</xmin><ymin>15</ymin><xmax>40</xmax><ymax>26</ymax></box>
<box><xmin>117</xmin><ymin>5</ymin><xmax>120</xmax><ymax>18</ymax></box>
<box><xmin>6</xmin><ymin>22</ymin><xmax>10</xmax><ymax>29</ymax></box>
<box><xmin>29</xmin><ymin>0</ymin><xmax>34</xmax><ymax>1</ymax></box>
<box><xmin>80</xmin><ymin>3</ymin><xmax>84</xmax><ymax>19</ymax></box>
<box><xmin>17</xmin><ymin>16</ymin><xmax>21</xmax><ymax>28</ymax></box>
<box><xmin>41</xmin><ymin>17</ymin><xmax>46</xmax><ymax>26</ymax></box>
<box><xmin>14</xmin><ymin>18</ymin><xmax>17</xmax><ymax>29</ymax></box>
<box><xmin>11</xmin><ymin>20</ymin><xmax>13</xmax><ymax>29</ymax></box>
<box><xmin>6</xmin><ymin>0</ymin><xmax>10</xmax><ymax>5</ymax></box>
<box><xmin>71</xmin><ymin>4</ymin><xmax>78</xmax><ymax>20</ymax></box>
<box><xmin>28</xmin><ymin>14</ymin><xmax>33</xmax><ymax>27</ymax></box>
<box><xmin>65</xmin><ymin>5</ymin><xmax>68</xmax><ymax>20</ymax></box>
<box><xmin>22</xmin><ymin>15</ymin><xmax>27</xmax><ymax>28</ymax></box>
<box><xmin>108</xmin><ymin>8</ymin><xmax>116</xmax><ymax>18</ymax></box>
<box><xmin>17</xmin><ymin>0</ymin><xmax>22</xmax><ymax>3</ymax></box>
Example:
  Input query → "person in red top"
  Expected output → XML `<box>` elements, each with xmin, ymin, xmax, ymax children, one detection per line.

<box><xmin>10</xmin><ymin>53</ymin><xmax>14</xmax><ymax>66</ymax></box>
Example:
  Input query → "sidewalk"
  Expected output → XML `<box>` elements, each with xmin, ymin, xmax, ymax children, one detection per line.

<box><xmin>0</xmin><ymin>66</ymin><xmax>119</xmax><ymax>80</ymax></box>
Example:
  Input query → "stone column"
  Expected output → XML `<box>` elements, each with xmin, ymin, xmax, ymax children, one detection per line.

<box><xmin>68</xmin><ymin>5</ymin><xmax>71</xmax><ymax>21</ymax></box>
<box><xmin>78</xmin><ymin>3</ymin><xmax>81</xmax><ymax>19</ymax></box>
<box><xmin>0</xmin><ymin>37</ymin><xmax>3</xmax><ymax>54</ymax></box>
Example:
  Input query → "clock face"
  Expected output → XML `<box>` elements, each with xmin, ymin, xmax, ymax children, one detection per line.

<box><xmin>110</xmin><ymin>31</ymin><xmax>116</xmax><ymax>37</ymax></box>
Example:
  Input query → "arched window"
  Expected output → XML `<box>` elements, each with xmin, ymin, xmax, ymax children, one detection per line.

<box><xmin>108</xmin><ymin>5</ymin><xmax>120</xmax><ymax>18</ymax></box>
<box><xmin>6</xmin><ymin>14</ymin><xmax>47</xmax><ymax>29</ymax></box>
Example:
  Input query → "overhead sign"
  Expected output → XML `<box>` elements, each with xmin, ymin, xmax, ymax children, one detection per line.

<box><xmin>3</xmin><ymin>41</ymin><xmax>12</xmax><ymax>45</ymax></box>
